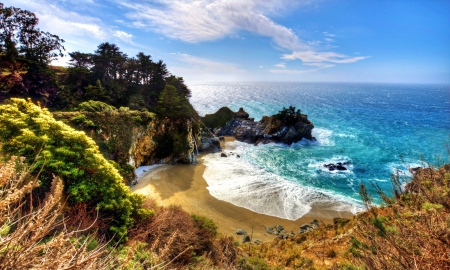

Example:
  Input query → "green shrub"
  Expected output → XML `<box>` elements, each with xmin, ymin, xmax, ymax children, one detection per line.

<box><xmin>238</xmin><ymin>257</ymin><xmax>271</xmax><ymax>270</ymax></box>
<box><xmin>191</xmin><ymin>214</ymin><xmax>218</xmax><ymax>236</ymax></box>
<box><xmin>77</xmin><ymin>100</ymin><xmax>116</xmax><ymax>112</ymax></box>
<box><xmin>0</xmin><ymin>98</ymin><xmax>148</xmax><ymax>242</ymax></box>
<box><xmin>201</xmin><ymin>106</ymin><xmax>236</xmax><ymax>129</ymax></box>
<box><xmin>422</xmin><ymin>202</ymin><xmax>443</xmax><ymax>211</ymax></box>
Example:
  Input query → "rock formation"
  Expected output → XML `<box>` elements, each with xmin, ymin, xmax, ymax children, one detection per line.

<box><xmin>216</xmin><ymin>107</ymin><xmax>315</xmax><ymax>145</ymax></box>
<box><xmin>128</xmin><ymin>118</ymin><xmax>220</xmax><ymax>167</ymax></box>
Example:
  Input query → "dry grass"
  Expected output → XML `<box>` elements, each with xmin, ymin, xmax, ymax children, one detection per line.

<box><xmin>128</xmin><ymin>198</ymin><xmax>239</xmax><ymax>269</ymax></box>
<box><xmin>236</xmin><ymin>161</ymin><xmax>450</xmax><ymax>270</ymax></box>
<box><xmin>0</xmin><ymin>156</ymin><xmax>117</xmax><ymax>269</ymax></box>
<box><xmin>352</xmin><ymin>163</ymin><xmax>450</xmax><ymax>269</ymax></box>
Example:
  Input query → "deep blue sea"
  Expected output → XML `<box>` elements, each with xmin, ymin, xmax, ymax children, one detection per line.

<box><xmin>189</xmin><ymin>82</ymin><xmax>450</xmax><ymax>220</ymax></box>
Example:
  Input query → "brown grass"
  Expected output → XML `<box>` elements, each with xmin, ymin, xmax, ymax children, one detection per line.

<box><xmin>128</xmin><ymin>198</ymin><xmax>239</xmax><ymax>269</ymax></box>
<box><xmin>351</xmin><ymin>163</ymin><xmax>450</xmax><ymax>269</ymax></box>
<box><xmin>0</xmin><ymin>156</ymin><xmax>118</xmax><ymax>269</ymax></box>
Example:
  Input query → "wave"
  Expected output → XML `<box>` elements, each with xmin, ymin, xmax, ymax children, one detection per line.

<box><xmin>202</xmin><ymin>141</ymin><xmax>362</xmax><ymax>220</ymax></box>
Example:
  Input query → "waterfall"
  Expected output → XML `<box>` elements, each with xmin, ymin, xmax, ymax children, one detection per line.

<box><xmin>193</xmin><ymin>137</ymin><xmax>199</xmax><ymax>155</ymax></box>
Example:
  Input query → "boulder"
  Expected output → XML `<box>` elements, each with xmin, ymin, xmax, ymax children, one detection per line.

<box><xmin>275</xmin><ymin>225</ymin><xmax>284</xmax><ymax>233</ymax></box>
<box><xmin>242</xmin><ymin>234</ymin><xmax>251</xmax><ymax>243</ymax></box>
<box><xmin>253</xmin><ymin>239</ymin><xmax>262</xmax><ymax>245</ymax></box>
<box><xmin>221</xmin><ymin>153</ymin><xmax>227</xmax><ymax>157</ymax></box>
<box><xmin>236</xmin><ymin>229</ymin><xmax>247</xmax><ymax>235</ymax></box>
<box><xmin>234</xmin><ymin>107</ymin><xmax>249</xmax><ymax>119</ymax></box>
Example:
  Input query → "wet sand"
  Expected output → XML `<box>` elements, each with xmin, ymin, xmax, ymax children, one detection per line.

<box><xmin>131</xmin><ymin>137</ymin><xmax>353</xmax><ymax>242</ymax></box>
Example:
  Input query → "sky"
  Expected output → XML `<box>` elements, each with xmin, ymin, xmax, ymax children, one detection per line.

<box><xmin>4</xmin><ymin>0</ymin><xmax>450</xmax><ymax>84</ymax></box>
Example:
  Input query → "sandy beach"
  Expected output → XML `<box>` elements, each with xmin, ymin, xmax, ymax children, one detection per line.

<box><xmin>131</xmin><ymin>137</ymin><xmax>352</xmax><ymax>242</ymax></box>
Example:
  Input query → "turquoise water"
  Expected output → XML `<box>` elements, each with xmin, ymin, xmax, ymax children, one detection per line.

<box><xmin>189</xmin><ymin>82</ymin><xmax>450</xmax><ymax>220</ymax></box>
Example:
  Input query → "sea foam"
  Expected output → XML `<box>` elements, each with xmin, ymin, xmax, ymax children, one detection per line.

<box><xmin>202</xmin><ymin>141</ymin><xmax>362</xmax><ymax>220</ymax></box>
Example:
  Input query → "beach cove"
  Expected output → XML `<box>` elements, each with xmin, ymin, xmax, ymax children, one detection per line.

<box><xmin>131</xmin><ymin>137</ymin><xmax>354</xmax><ymax>242</ymax></box>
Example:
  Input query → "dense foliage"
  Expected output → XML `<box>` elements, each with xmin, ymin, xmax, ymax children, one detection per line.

<box><xmin>53</xmin><ymin>101</ymin><xmax>154</xmax><ymax>182</ymax></box>
<box><xmin>0</xmin><ymin>98</ymin><xmax>150</xmax><ymax>241</ymax></box>
<box><xmin>201</xmin><ymin>106</ymin><xmax>236</xmax><ymax>129</ymax></box>
<box><xmin>274</xmin><ymin>105</ymin><xmax>303</xmax><ymax>125</ymax></box>
<box><xmin>0</xmin><ymin>3</ymin><xmax>65</xmax><ymax>74</ymax></box>
<box><xmin>55</xmin><ymin>43</ymin><xmax>193</xmax><ymax>113</ymax></box>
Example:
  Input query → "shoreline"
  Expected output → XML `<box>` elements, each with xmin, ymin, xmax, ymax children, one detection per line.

<box><xmin>131</xmin><ymin>137</ymin><xmax>354</xmax><ymax>242</ymax></box>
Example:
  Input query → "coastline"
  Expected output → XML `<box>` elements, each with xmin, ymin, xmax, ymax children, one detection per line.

<box><xmin>131</xmin><ymin>137</ymin><xmax>354</xmax><ymax>242</ymax></box>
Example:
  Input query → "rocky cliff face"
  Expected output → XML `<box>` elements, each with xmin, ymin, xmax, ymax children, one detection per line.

<box><xmin>128</xmin><ymin>118</ymin><xmax>220</xmax><ymax>167</ymax></box>
<box><xmin>216</xmin><ymin>108</ymin><xmax>315</xmax><ymax>145</ymax></box>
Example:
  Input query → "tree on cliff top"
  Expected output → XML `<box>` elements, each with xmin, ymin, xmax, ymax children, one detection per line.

<box><xmin>156</xmin><ymin>84</ymin><xmax>192</xmax><ymax>119</ymax></box>
<box><xmin>0</xmin><ymin>98</ymin><xmax>150</xmax><ymax>242</ymax></box>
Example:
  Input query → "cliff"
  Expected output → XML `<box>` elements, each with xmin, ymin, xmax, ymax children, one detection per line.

<box><xmin>54</xmin><ymin>104</ymin><xmax>220</xmax><ymax>182</ymax></box>
<box><xmin>216</xmin><ymin>107</ymin><xmax>315</xmax><ymax>144</ymax></box>
<box><xmin>128</xmin><ymin>117</ymin><xmax>220</xmax><ymax>167</ymax></box>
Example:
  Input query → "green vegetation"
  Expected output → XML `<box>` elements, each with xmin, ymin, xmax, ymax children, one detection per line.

<box><xmin>201</xmin><ymin>106</ymin><xmax>236</xmax><ymax>129</ymax></box>
<box><xmin>274</xmin><ymin>105</ymin><xmax>303</xmax><ymax>125</ymax></box>
<box><xmin>0</xmin><ymin>98</ymin><xmax>149</xmax><ymax>241</ymax></box>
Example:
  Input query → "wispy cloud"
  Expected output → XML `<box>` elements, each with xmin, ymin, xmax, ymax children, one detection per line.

<box><xmin>274</xmin><ymin>63</ymin><xmax>286</xmax><ymax>68</ymax></box>
<box><xmin>113</xmin><ymin>30</ymin><xmax>133</xmax><ymax>43</ymax></box>
<box><xmin>282</xmin><ymin>51</ymin><xmax>369</xmax><ymax>64</ymax></box>
<box><xmin>175</xmin><ymin>53</ymin><xmax>245</xmax><ymax>73</ymax></box>
<box><xmin>170</xmin><ymin>53</ymin><xmax>247</xmax><ymax>81</ymax></box>
<box><xmin>119</xmin><ymin>0</ymin><xmax>309</xmax><ymax>51</ymax></box>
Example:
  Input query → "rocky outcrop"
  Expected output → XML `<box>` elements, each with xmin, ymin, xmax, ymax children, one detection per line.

<box><xmin>216</xmin><ymin>107</ymin><xmax>315</xmax><ymax>145</ymax></box>
<box><xmin>128</xmin><ymin>118</ymin><xmax>220</xmax><ymax>168</ymax></box>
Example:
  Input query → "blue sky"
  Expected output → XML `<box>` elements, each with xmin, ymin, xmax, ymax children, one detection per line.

<box><xmin>5</xmin><ymin>0</ymin><xmax>450</xmax><ymax>84</ymax></box>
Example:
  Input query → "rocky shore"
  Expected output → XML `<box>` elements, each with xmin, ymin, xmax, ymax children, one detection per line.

<box><xmin>213</xmin><ymin>107</ymin><xmax>315</xmax><ymax>145</ymax></box>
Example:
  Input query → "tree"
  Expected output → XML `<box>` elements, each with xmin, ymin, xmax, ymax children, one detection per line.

<box><xmin>0</xmin><ymin>3</ymin><xmax>65</xmax><ymax>74</ymax></box>
<box><xmin>68</xmin><ymin>51</ymin><xmax>93</xmax><ymax>69</ymax></box>
<box><xmin>92</xmin><ymin>42</ymin><xmax>126</xmax><ymax>82</ymax></box>
<box><xmin>157</xmin><ymin>84</ymin><xmax>191</xmax><ymax>119</ymax></box>
<box><xmin>166</xmin><ymin>75</ymin><xmax>191</xmax><ymax>99</ymax></box>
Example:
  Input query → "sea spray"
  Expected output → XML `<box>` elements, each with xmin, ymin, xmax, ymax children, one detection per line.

<box><xmin>202</xmin><ymin>140</ymin><xmax>362</xmax><ymax>220</ymax></box>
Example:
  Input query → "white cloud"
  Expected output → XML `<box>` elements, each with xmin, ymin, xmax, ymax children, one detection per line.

<box><xmin>303</xmin><ymin>62</ymin><xmax>335</xmax><ymax>68</ymax></box>
<box><xmin>282</xmin><ymin>51</ymin><xmax>369</xmax><ymax>64</ymax></box>
<box><xmin>323</xmin><ymin>32</ymin><xmax>335</xmax><ymax>37</ymax></box>
<box><xmin>170</xmin><ymin>53</ymin><xmax>247</xmax><ymax>81</ymax></box>
<box><xmin>274</xmin><ymin>63</ymin><xmax>286</xmax><ymax>68</ymax></box>
<box><xmin>113</xmin><ymin>30</ymin><xmax>133</xmax><ymax>43</ymax></box>
<box><xmin>175</xmin><ymin>53</ymin><xmax>245</xmax><ymax>73</ymax></box>
<box><xmin>120</xmin><ymin>0</ymin><xmax>308</xmax><ymax>51</ymax></box>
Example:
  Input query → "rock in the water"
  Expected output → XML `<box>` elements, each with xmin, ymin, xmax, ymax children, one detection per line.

<box><xmin>242</xmin><ymin>234</ymin><xmax>251</xmax><ymax>243</ymax></box>
<box><xmin>221</xmin><ymin>153</ymin><xmax>227</xmax><ymax>157</ymax></box>
<box><xmin>236</xmin><ymin>229</ymin><xmax>247</xmax><ymax>235</ymax></box>
<box><xmin>324</xmin><ymin>162</ymin><xmax>350</xmax><ymax>172</ymax></box>
<box><xmin>216</xmin><ymin>107</ymin><xmax>315</xmax><ymax>145</ymax></box>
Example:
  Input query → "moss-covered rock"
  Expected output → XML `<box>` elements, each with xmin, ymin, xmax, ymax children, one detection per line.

<box><xmin>201</xmin><ymin>106</ymin><xmax>236</xmax><ymax>129</ymax></box>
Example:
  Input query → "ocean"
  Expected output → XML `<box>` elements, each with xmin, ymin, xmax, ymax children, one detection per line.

<box><xmin>188</xmin><ymin>82</ymin><xmax>450</xmax><ymax>220</ymax></box>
